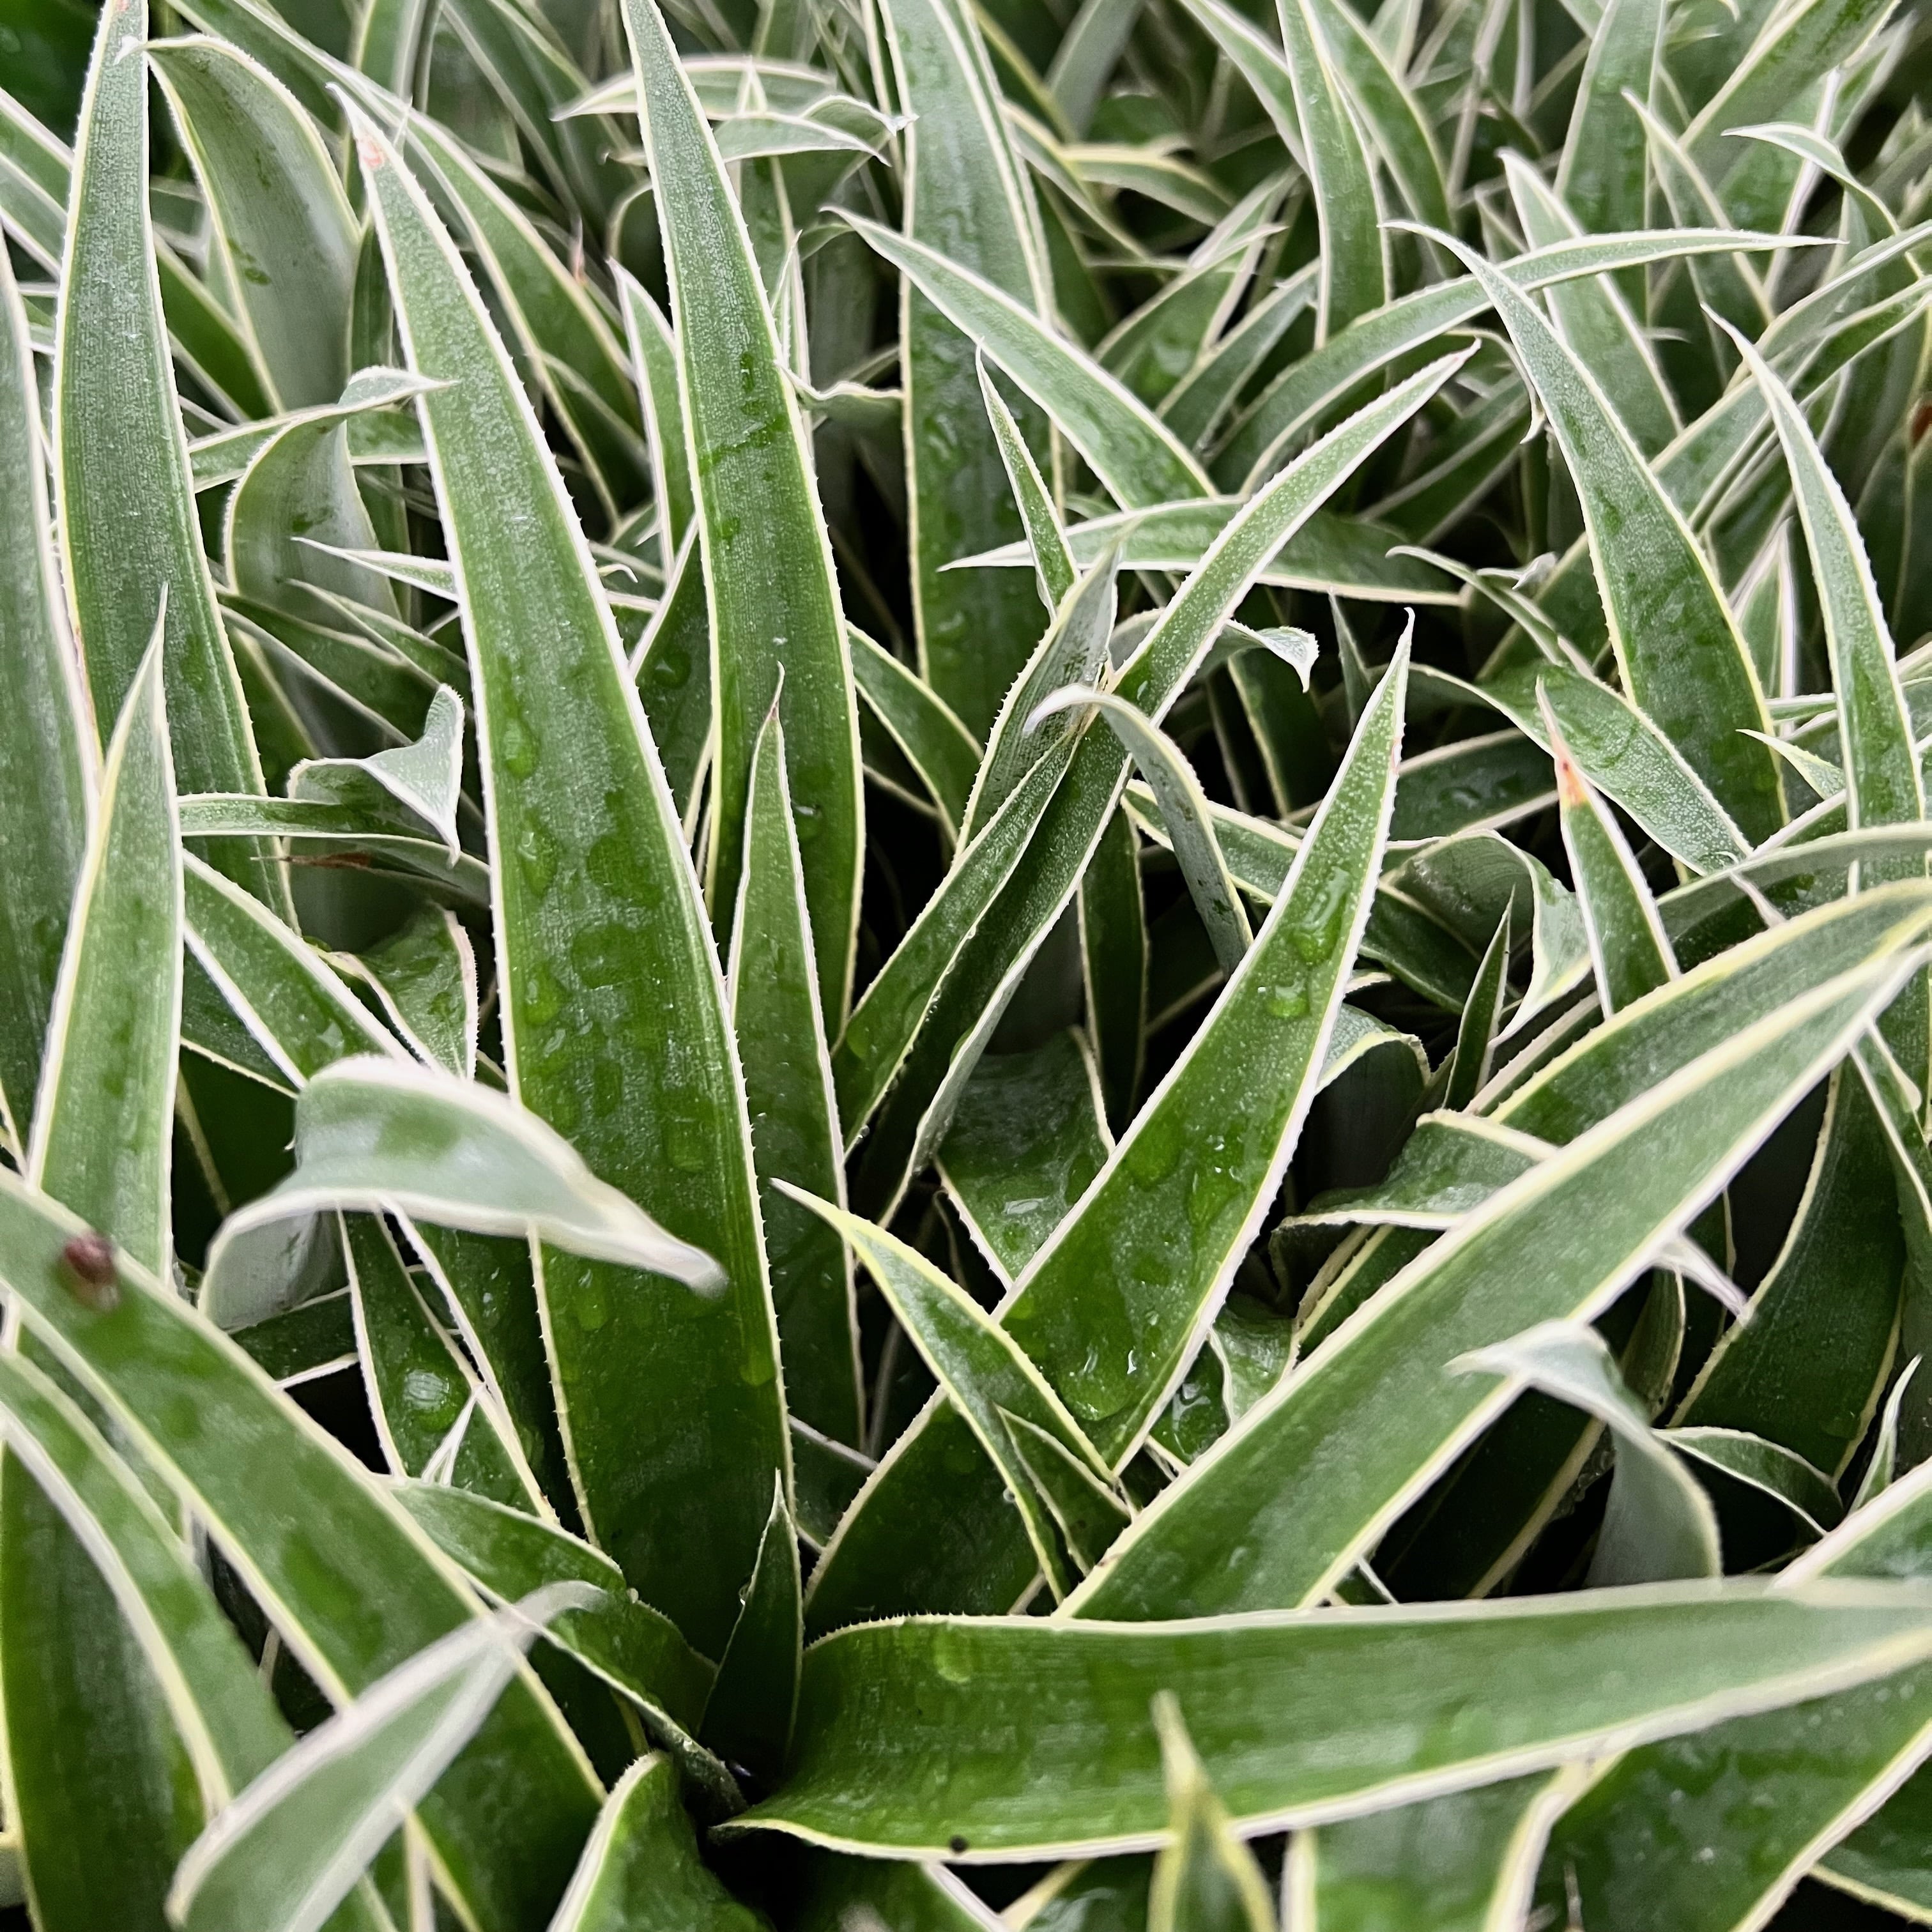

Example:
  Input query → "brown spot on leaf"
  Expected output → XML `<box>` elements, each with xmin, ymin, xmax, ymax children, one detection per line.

<box><xmin>60</xmin><ymin>1234</ymin><xmax>119</xmax><ymax>1311</ymax></box>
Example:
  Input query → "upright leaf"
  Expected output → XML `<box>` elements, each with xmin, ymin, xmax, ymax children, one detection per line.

<box><xmin>1502</xmin><ymin>155</ymin><xmax>1678</xmax><ymax>457</ymax></box>
<box><xmin>978</xmin><ymin>352</ymin><xmax>1077</xmax><ymax>611</ymax></box>
<box><xmin>830</xmin><ymin>355</ymin><xmax>1468</xmax><ymax>1218</ymax></box>
<box><xmin>1432</xmin><ymin>236</ymin><xmax>1784</xmax><ymax>844</ymax></box>
<box><xmin>4</xmin><ymin>647</ymin><xmax>187</xmax><ymax>1932</ymax></box>
<box><xmin>622</xmin><ymin>0</ymin><xmax>864</xmax><ymax>1022</ymax></box>
<box><xmin>1181</xmin><ymin>0</ymin><xmax>1386</xmax><ymax>340</ymax></box>
<box><xmin>54</xmin><ymin>0</ymin><xmax>280</xmax><ymax>910</ymax></box>
<box><xmin>1728</xmin><ymin>321</ymin><xmax>1924</xmax><ymax>837</ymax></box>
<box><xmin>358</xmin><ymin>111</ymin><xmax>788</xmax><ymax>1655</ymax></box>
<box><xmin>1678</xmin><ymin>1068</ymin><xmax>1901</xmax><ymax>1476</ymax></box>
<box><xmin>147</xmin><ymin>36</ymin><xmax>358</xmax><ymax>410</ymax></box>
<box><xmin>878</xmin><ymin>0</ymin><xmax>1059</xmax><ymax>738</ymax></box>
<box><xmin>1275</xmin><ymin>0</ymin><xmax>1387</xmax><ymax>340</ymax></box>
<box><xmin>730</xmin><ymin>705</ymin><xmax>862</xmax><ymax>1448</ymax></box>
<box><xmin>549</xmin><ymin>1755</ymin><xmax>769</xmax><ymax>1932</ymax></box>
<box><xmin>1543</xmin><ymin>695</ymin><xmax>1677</xmax><ymax>1014</ymax></box>
<box><xmin>1147</xmin><ymin>1696</ymin><xmax>1273</xmax><ymax>1932</ymax></box>
<box><xmin>700</xmin><ymin>1480</ymin><xmax>802</xmax><ymax>1782</ymax></box>
<box><xmin>1555</xmin><ymin>0</ymin><xmax>1662</xmax><ymax>241</ymax></box>
<box><xmin>0</xmin><ymin>242</ymin><xmax>90</xmax><ymax>1146</ymax></box>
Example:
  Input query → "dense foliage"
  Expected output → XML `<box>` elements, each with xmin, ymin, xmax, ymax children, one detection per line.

<box><xmin>4</xmin><ymin>0</ymin><xmax>1932</xmax><ymax>1923</ymax></box>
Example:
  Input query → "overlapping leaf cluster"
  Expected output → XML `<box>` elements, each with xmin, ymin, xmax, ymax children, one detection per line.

<box><xmin>3</xmin><ymin>0</ymin><xmax>1932</xmax><ymax>1923</ymax></box>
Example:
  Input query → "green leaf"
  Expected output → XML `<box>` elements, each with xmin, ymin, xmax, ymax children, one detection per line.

<box><xmin>169</xmin><ymin>1583</ymin><xmax>596</xmax><ymax>1932</ymax></box>
<box><xmin>843</xmin><ymin>211</ymin><xmax>1213</xmax><ymax>509</ymax></box>
<box><xmin>732</xmin><ymin>704</ymin><xmax>862</xmax><ymax>1447</ymax></box>
<box><xmin>342</xmin><ymin>1211</ymin><xmax>537</xmax><ymax>1508</ymax></box>
<box><xmin>1540</xmin><ymin>1443</ymin><xmax>1932</xmax><ymax>1932</ymax></box>
<box><xmin>1070</xmin><ymin>885</ymin><xmax>1932</xmax><ymax>1618</ymax></box>
<box><xmin>961</xmin><ymin>545</ymin><xmax>1119</xmax><ymax>845</ymax></box>
<box><xmin>1441</xmin><ymin>910</ymin><xmax>1510</xmax><ymax>1110</ymax></box>
<box><xmin>789</xmin><ymin>1420</ymin><xmax>873</xmax><ymax>1554</ymax></box>
<box><xmin>390</xmin><ymin>1481</ymin><xmax>724</xmax><ymax>1793</ymax></box>
<box><xmin>548</xmin><ymin>1754</ymin><xmax>770</xmax><ymax>1931</ymax></box>
<box><xmin>1</xmin><ymin>75</ymin><xmax>273</xmax><ymax>419</ymax></box>
<box><xmin>1455</xmin><ymin>1321</ymin><xmax>1721</xmax><ymax>1584</ymax></box>
<box><xmin>1296</xmin><ymin>1773</ymin><xmax>1581</xmax><ymax>1932</ymax></box>
<box><xmin>337</xmin><ymin>905</ymin><xmax>478</xmax><ymax>1079</ymax></box>
<box><xmin>0</xmin><ymin>1348</ymin><xmax>302</xmax><ymax>1932</ymax></box>
<box><xmin>1296</xmin><ymin>1112</ymin><xmax>1543</xmax><ymax>1232</ymax></box>
<box><xmin>1181</xmin><ymin>0</ymin><xmax>1388</xmax><ymax>342</ymax></box>
<box><xmin>1160</xmin><ymin>269</ymin><xmax>1314</xmax><ymax>452</ymax></box>
<box><xmin>29</xmin><ymin>639</ymin><xmax>178</xmax><ymax>1272</ymax></box>
<box><xmin>3</xmin><ymin>642</ymin><xmax>202</xmax><ymax>1932</ymax></box>
<box><xmin>1501</xmin><ymin>153</ymin><xmax>1678</xmax><ymax>457</ymax></box>
<box><xmin>1428</xmin><ymin>233</ymin><xmax>1784</xmax><ymax>845</ymax></box>
<box><xmin>1544</xmin><ymin>694</ymin><xmax>1678</xmax><ymax>1013</ymax></box>
<box><xmin>1098</xmin><ymin>183</ymin><xmax>1282</xmax><ymax>410</ymax></box>
<box><xmin>1274</xmin><ymin>0</ymin><xmax>1388</xmax><ymax>337</ymax></box>
<box><xmin>938</xmin><ymin>1031</ymin><xmax>1112</xmax><ymax>1282</ymax></box>
<box><xmin>292</xmin><ymin>684</ymin><xmax>467</xmax><ymax>860</ymax></box>
<box><xmin>1032</xmin><ymin>685</ymin><xmax>1252</xmax><ymax>974</ymax></box>
<box><xmin>55</xmin><ymin>0</ymin><xmax>281</xmax><ymax>908</ymax></box>
<box><xmin>402</xmin><ymin>113</ymin><xmax>650</xmax><ymax>518</ymax></box>
<box><xmin>1678</xmin><ymin>1069</ymin><xmax>1902</xmax><ymax>1476</ymax></box>
<box><xmin>0</xmin><ymin>243</ymin><xmax>89</xmax><ymax>1149</ymax></box>
<box><xmin>701</xmin><ymin>1478</ymin><xmax>803</xmax><ymax>1782</ymax></box>
<box><xmin>969</xmin><ymin>503</ymin><xmax>1459</xmax><ymax>606</ymax></box>
<box><xmin>360</xmin><ymin>105</ymin><xmax>787</xmax><ymax>1655</ymax></box>
<box><xmin>740</xmin><ymin>1584</ymin><xmax>1932</xmax><ymax>1857</ymax></box>
<box><xmin>1046</xmin><ymin>0</ymin><xmax>1145</xmax><ymax>134</ymax></box>
<box><xmin>1554</xmin><ymin>0</ymin><xmax>1661</xmax><ymax>240</ymax></box>
<box><xmin>441</xmin><ymin>0</ymin><xmax>625</xmax><ymax>228</ymax></box>
<box><xmin>1389</xmin><ymin>833</ymin><xmax>1588</xmax><ymax>1042</ymax></box>
<box><xmin>1666</xmin><ymin>1427</ymin><xmax>1844</xmax><ymax>1533</ymax></box>
<box><xmin>810</xmin><ymin>645</ymin><xmax>1408</xmax><ymax>1627</ymax></box>
<box><xmin>618</xmin><ymin>270</ymin><xmax>693</xmax><ymax>557</ymax></box>
<box><xmin>877</xmin><ymin>0</ymin><xmax>1062</xmax><ymax>738</ymax></box>
<box><xmin>622</xmin><ymin>0</ymin><xmax>863</xmax><ymax>1022</ymax></box>
<box><xmin>1303</xmin><ymin>0</ymin><xmax>1450</xmax><ymax>234</ymax></box>
<box><xmin>832</xmin><ymin>354</ymin><xmax>1468</xmax><ymax>1211</ymax></box>
<box><xmin>353</xmin><ymin>0</ymin><xmax>433</xmax><ymax>93</ymax></box>
<box><xmin>204</xmin><ymin>1057</ymin><xmax>725</xmax><ymax>1326</ymax></box>
<box><xmin>1629</xmin><ymin>95</ymin><xmax>1772</xmax><ymax>341</ymax></box>
<box><xmin>1726</xmin><ymin>318</ymin><xmax>1925</xmax><ymax>837</ymax></box>
<box><xmin>1213</xmin><ymin>227</ymin><xmax>1807</xmax><ymax>492</ymax></box>
<box><xmin>788</xmin><ymin>1183</ymin><xmax>1116</xmax><ymax>1602</ymax></box>
<box><xmin>148</xmin><ymin>36</ymin><xmax>358</xmax><ymax>411</ymax></box>
<box><xmin>793</xmin><ymin>1851</ymin><xmax>1008</xmax><ymax>1931</ymax></box>
<box><xmin>1081</xmin><ymin>808</ymin><xmax>1147</xmax><ymax>1134</ymax></box>
<box><xmin>1682</xmin><ymin>0</ymin><xmax>1897</xmax><ymax>188</ymax></box>
<box><xmin>223</xmin><ymin>369</ymin><xmax>438</xmax><ymax>638</ymax></box>
<box><xmin>849</xmin><ymin>625</ymin><xmax>983</xmax><ymax>844</ymax></box>
<box><xmin>0</xmin><ymin>1346</ymin><xmax>302</xmax><ymax>1800</ymax></box>
<box><xmin>630</xmin><ymin>531</ymin><xmax>714</xmax><ymax>834</ymax></box>
<box><xmin>0</xmin><ymin>1164</ymin><xmax>603</xmax><ymax>1927</ymax></box>
<box><xmin>1000</xmin><ymin>1409</ymin><xmax>1134</xmax><ymax>1573</ymax></box>
<box><xmin>1147</xmin><ymin>1695</ymin><xmax>1273</xmax><ymax>1932</ymax></box>
<box><xmin>977</xmin><ymin>351</ymin><xmax>1077</xmax><ymax>610</ymax></box>
<box><xmin>183</xmin><ymin>854</ymin><xmax>406</xmax><ymax>1085</ymax></box>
